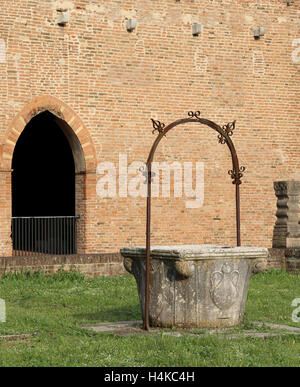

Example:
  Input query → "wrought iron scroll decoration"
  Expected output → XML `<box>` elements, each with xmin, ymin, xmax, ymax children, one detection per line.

<box><xmin>143</xmin><ymin>111</ymin><xmax>245</xmax><ymax>331</ymax></box>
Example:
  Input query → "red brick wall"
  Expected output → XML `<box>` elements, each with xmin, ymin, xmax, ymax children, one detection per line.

<box><xmin>0</xmin><ymin>170</ymin><xmax>11</xmax><ymax>254</ymax></box>
<box><xmin>0</xmin><ymin>0</ymin><xmax>299</xmax><ymax>256</ymax></box>
<box><xmin>0</xmin><ymin>253</ymin><xmax>126</xmax><ymax>277</ymax></box>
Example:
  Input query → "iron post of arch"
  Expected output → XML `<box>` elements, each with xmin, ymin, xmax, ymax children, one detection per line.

<box><xmin>142</xmin><ymin>111</ymin><xmax>246</xmax><ymax>331</ymax></box>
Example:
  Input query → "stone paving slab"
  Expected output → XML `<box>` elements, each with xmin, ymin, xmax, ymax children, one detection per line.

<box><xmin>81</xmin><ymin>321</ymin><xmax>146</xmax><ymax>336</ymax></box>
<box><xmin>252</xmin><ymin>321</ymin><xmax>300</xmax><ymax>333</ymax></box>
<box><xmin>80</xmin><ymin>320</ymin><xmax>300</xmax><ymax>339</ymax></box>
<box><xmin>0</xmin><ymin>332</ymin><xmax>38</xmax><ymax>341</ymax></box>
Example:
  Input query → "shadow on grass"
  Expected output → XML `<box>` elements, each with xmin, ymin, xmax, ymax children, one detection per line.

<box><xmin>74</xmin><ymin>304</ymin><xmax>141</xmax><ymax>323</ymax></box>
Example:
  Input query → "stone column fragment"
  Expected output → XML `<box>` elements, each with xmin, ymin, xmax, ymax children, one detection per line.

<box><xmin>273</xmin><ymin>181</ymin><xmax>300</xmax><ymax>248</ymax></box>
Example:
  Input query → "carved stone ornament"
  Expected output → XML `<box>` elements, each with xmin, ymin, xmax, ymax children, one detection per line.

<box><xmin>210</xmin><ymin>263</ymin><xmax>239</xmax><ymax>311</ymax></box>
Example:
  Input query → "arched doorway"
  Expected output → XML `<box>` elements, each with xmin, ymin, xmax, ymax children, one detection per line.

<box><xmin>11</xmin><ymin>111</ymin><xmax>82</xmax><ymax>255</ymax></box>
<box><xmin>12</xmin><ymin>111</ymin><xmax>75</xmax><ymax>217</ymax></box>
<box><xmin>0</xmin><ymin>95</ymin><xmax>97</xmax><ymax>257</ymax></box>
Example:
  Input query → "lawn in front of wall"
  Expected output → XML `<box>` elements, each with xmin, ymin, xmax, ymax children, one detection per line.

<box><xmin>0</xmin><ymin>268</ymin><xmax>299</xmax><ymax>367</ymax></box>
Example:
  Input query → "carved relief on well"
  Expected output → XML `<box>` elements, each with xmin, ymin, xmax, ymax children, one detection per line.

<box><xmin>123</xmin><ymin>258</ymin><xmax>133</xmax><ymax>274</ymax></box>
<box><xmin>174</xmin><ymin>260</ymin><xmax>195</xmax><ymax>278</ymax></box>
<box><xmin>252</xmin><ymin>258</ymin><xmax>267</xmax><ymax>274</ymax></box>
<box><xmin>210</xmin><ymin>263</ymin><xmax>239</xmax><ymax>313</ymax></box>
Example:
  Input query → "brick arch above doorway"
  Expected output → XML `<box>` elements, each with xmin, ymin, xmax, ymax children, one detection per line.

<box><xmin>1</xmin><ymin>95</ymin><xmax>97</xmax><ymax>173</ymax></box>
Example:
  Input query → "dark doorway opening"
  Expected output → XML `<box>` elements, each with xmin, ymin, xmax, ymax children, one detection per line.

<box><xmin>12</xmin><ymin>111</ymin><xmax>75</xmax><ymax>217</ymax></box>
<box><xmin>11</xmin><ymin>111</ymin><xmax>77</xmax><ymax>255</ymax></box>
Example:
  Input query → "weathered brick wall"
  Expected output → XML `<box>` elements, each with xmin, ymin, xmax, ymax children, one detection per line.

<box><xmin>0</xmin><ymin>253</ymin><xmax>126</xmax><ymax>277</ymax></box>
<box><xmin>0</xmin><ymin>1</ymin><xmax>299</xmax><ymax>258</ymax></box>
<box><xmin>0</xmin><ymin>249</ymin><xmax>287</xmax><ymax>277</ymax></box>
<box><xmin>285</xmin><ymin>248</ymin><xmax>300</xmax><ymax>274</ymax></box>
<box><xmin>267</xmin><ymin>248</ymin><xmax>286</xmax><ymax>269</ymax></box>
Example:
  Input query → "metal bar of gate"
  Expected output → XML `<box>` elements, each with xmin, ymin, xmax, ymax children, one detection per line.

<box><xmin>11</xmin><ymin>216</ymin><xmax>80</xmax><ymax>256</ymax></box>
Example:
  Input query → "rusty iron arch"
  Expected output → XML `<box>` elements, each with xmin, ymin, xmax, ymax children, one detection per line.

<box><xmin>142</xmin><ymin>110</ymin><xmax>245</xmax><ymax>330</ymax></box>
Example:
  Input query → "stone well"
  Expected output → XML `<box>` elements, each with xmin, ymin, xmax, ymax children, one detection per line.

<box><xmin>120</xmin><ymin>245</ymin><xmax>268</xmax><ymax>328</ymax></box>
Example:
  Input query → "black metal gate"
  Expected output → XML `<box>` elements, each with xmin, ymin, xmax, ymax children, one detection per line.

<box><xmin>11</xmin><ymin>216</ymin><xmax>79</xmax><ymax>256</ymax></box>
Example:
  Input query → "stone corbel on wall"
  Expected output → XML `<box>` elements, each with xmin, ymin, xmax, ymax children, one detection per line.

<box><xmin>273</xmin><ymin>181</ymin><xmax>300</xmax><ymax>248</ymax></box>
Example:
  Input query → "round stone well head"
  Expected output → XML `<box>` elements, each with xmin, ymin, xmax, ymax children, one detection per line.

<box><xmin>120</xmin><ymin>244</ymin><xmax>269</xmax><ymax>328</ymax></box>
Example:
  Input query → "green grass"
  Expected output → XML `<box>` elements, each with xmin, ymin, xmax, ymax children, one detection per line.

<box><xmin>0</xmin><ymin>268</ymin><xmax>300</xmax><ymax>367</ymax></box>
